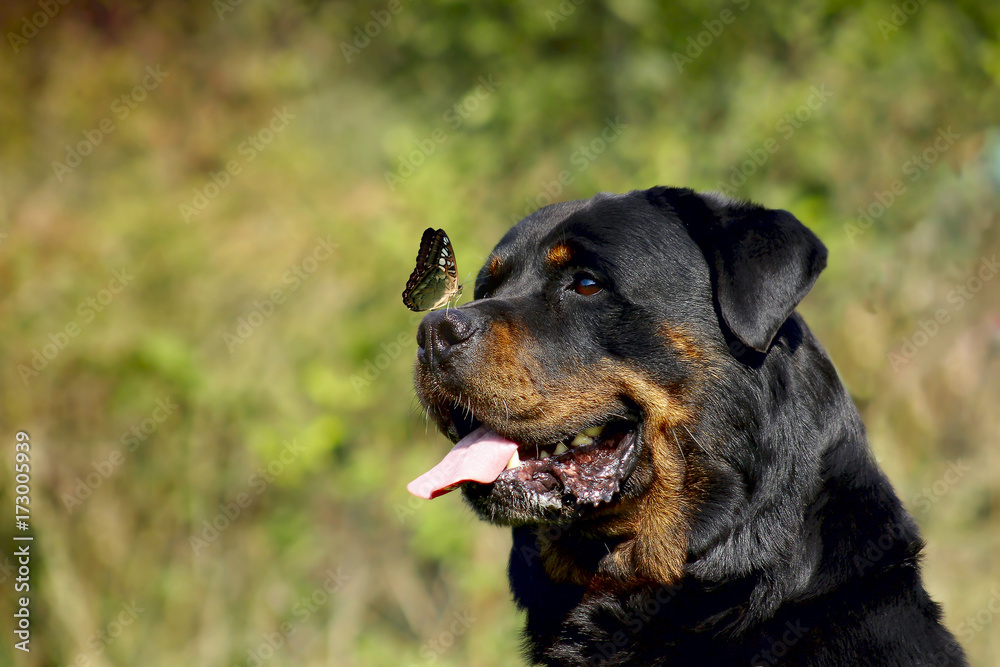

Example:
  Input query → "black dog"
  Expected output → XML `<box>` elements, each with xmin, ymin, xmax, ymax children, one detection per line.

<box><xmin>408</xmin><ymin>187</ymin><xmax>966</xmax><ymax>666</ymax></box>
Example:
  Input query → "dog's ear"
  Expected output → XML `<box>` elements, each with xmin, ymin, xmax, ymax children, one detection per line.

<box><xmin>647</xmin><ymin>188</ymin><xmax>828</xmax><ymax>353</ymax></box>
<box><xmin>697</xmin><ymin>193</ymin><xmax>828</xmax><ymax>353</ymax></box>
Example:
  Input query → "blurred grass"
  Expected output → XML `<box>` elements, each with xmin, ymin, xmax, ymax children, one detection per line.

<box><xmin>0</xmin><ymin>0</ymin><xmax>998</xmax><ymax>665</ymax></box>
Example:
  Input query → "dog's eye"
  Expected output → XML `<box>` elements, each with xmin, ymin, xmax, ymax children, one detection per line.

<box><xmin>571</xmin><ymin>273</ymin><xmax>603</xmax><ymax>296</ymax></box>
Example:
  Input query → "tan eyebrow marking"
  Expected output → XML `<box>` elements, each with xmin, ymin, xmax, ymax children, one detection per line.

<box><xmin>545</xmin><ymin>242</ymin><xmax>574</xmax><ymax>268</ymax></box>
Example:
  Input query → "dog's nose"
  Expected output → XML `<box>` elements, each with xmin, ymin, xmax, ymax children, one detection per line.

<box><xmin>417</xmin><ymin>309</ymin><xmax>476</xmax><ymax>361</ymax></box>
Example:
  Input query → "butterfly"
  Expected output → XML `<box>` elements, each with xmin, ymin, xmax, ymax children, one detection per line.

<box><xmin>402</xmin><ymin>228</ymin><xmax>462</xmax><ymax>311</ymax></box>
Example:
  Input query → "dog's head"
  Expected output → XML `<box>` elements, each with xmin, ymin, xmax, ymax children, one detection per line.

<box><xmin>409</xmin><ymin>186</ymin><xmax>827</xmax><ymax>584</ymax></box>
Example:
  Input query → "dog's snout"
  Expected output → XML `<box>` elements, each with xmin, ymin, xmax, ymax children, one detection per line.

<box><xmin>417</xmin><ymin>309</ymin><xmax>476</xmax><ymax>361</ymax></box>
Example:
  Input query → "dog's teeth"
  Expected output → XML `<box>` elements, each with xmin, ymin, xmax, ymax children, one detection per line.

<box><xmin>505</xmin><ymin>451</ymin><xmax>521</xmax><ymax>470</ymax></box>
<box><xmin>553</xmin><ymin>443</ymin><xmax>569</xmax><ymax>456</ymax></box>
<box><xmin>582</xmin><ymin>426</ymin><xmax>604</xmax><ymax>437</ymax></box>
<box><xmin>570</xmin><ymin>434</ymin><xmax>594</xmax><ymax>447</ymax></box>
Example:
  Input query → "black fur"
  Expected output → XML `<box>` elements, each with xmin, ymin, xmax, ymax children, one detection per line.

<box><xmin>414</xmin><ymin>187</ymin><xmax>966</xmax><ymax>666</ymax></box>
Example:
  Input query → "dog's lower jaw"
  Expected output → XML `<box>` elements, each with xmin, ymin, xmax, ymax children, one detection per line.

<box><xmin>524</xmin><ymin>421</ymin><xmax>697</xmax><ymax>589</ymax></box>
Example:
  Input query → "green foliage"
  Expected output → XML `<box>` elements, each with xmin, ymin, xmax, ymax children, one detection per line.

<box><xmin>0</xmin><ymin>1</ymin><xmax>998</xmax><ymax>665</ymax></box>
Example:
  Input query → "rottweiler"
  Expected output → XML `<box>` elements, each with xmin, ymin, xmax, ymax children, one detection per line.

<box><xmin>407</xmin><ymin>187</ymin><xmax>967</xmax><ymax>666</ymax></box>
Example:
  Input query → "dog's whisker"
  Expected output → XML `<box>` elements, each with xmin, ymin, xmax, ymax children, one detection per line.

<box><xmin>408</xmin><ymin>392</ymin><xmax>426</xmax><ymax>414</ymax></box>
<box><xmin>671</xmin><ymin>428</ymin><xmax>687</xmax><ymax>466</ymax></box>
<box><xmin>681</xmin><ymin>423</ymin><xmax>715</xmax><ymax>460</ymax></box>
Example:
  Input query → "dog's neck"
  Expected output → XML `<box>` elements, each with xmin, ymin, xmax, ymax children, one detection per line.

<box><xmin>529</xmin><ymin>510</ymin><xmax>690</xmax><ymax>590</ymax></box>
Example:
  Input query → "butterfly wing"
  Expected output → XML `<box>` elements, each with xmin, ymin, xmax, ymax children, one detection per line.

<box><xmin>402</xmin><ymin>228</ymin><xmax>462</xmax><ymax>311</ymax></box>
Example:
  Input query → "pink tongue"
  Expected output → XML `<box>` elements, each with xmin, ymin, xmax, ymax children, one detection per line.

<box><xmin>407</xmin><ymin>425</ymin><xmax>519</xmax><ymax>499</ymax></box>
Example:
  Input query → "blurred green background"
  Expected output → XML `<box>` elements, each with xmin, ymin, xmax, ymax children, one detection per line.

<box><xmin>1</xmin><ymin>1</ymin><xmax>998</xmax><ymax>665</ymax></box>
